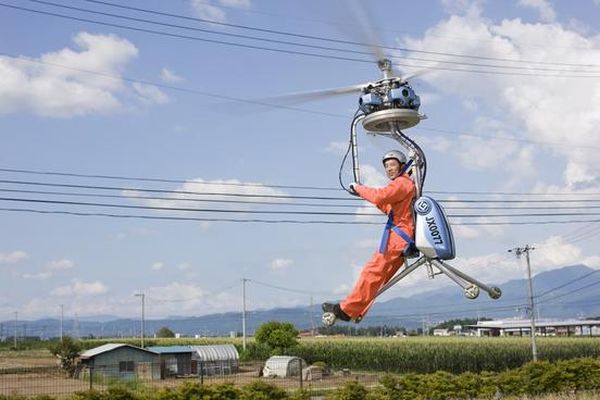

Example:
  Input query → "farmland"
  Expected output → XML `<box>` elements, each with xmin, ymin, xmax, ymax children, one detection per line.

<box><xmin>1</xmin><ymin>336</ymin><xmax>599</xmax><ymax>399</ymax></box>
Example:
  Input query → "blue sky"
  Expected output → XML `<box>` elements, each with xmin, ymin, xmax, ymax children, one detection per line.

<box><xmin>0</xmin><ymin>0</ymin><xmax>599</xmax><ymax>325</ymax></box>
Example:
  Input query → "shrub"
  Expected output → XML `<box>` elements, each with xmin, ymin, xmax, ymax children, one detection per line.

<box><xmin>240</xmin><ymin>381</ymin><xmax>288</xmax><ymax>400</ymax></box>
<box><xmin>328</xmin><ymin>380</ymin><xmax>369</xmax><ymax>400</ymax></box>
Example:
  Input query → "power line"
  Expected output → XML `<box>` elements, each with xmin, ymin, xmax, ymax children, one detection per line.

<box><xmin>3</xmin><ymin>189</ymin><xmax>599</xmax><ymax>215</ymax></box>
<box><xmin>2</xmin><ymin>166</ymin><xmax>600</xmax><ymax>196</ymax></box>
<box><xmin>3</xmin><ymin>196</ymin><xmax>599</xmax><ymax>218</ymax></box>
<box><xmin>1</xmin><ymin>207</ymin><xmax>599</xmax><ymax>226</ymax></box>
<box><xmin>3</xmin><ymin>2</ymin><xmax>599</xmax><ymax>79</ymax></box>
<box><xmin>0</xmin><ymin>51</ymin><xmax>595</xmax><ymax>152</ymax></box>
<box><xmin>535</xmin><ymin>269</ymin><xmax>600</xmax><ymax>300</ymax></box>
<box><xmin>1</xmin><ymin>178</ymin><xmax>599</xmax><ymax>204</ymax></box>
<box><xmin>27</xmin><ymin>0</ymin><xmax>600</xmax><ymax>75</ymax></box>
<box><xmin>77</xmin><ymin>0</ymin><xmax>600</xmax><ymax>70</ymax></box>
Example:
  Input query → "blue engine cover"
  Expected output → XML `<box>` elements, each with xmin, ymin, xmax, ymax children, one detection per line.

<box><xmin>414</xmin><ymin>196</ymin><xmax>455</xmax><ymax>260</ymax></box>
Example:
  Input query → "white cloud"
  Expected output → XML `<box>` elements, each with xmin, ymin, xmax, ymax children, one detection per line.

<box><xmin>178</xmin><ymin>263</ymin><xmax>192</xmax><ymax>270</ymax></box>
<box><xmin>160</xmin><ymin>67</ymin><xmax>184</xmax><ymax>83</ymax></box>
<box><xmin>324</xmin><ymin>141</ymin><xmax>349</xmax><ymax>155</ymax></box>
<box><xmin>152</xmin><ymin>262</ymin><xmax>165</xmax><ymax>271</ymax></box>
<box><xmin>219</xmin><ymin>0</ymin><xmax>251</xmax><ymax>8</ymax></box>
<box><xmin>0</xmin><ymin>250</ymin><xmax>29</xmax><ymax>264</ymax></box>
<box><xmin>131</xmin><ymin>82</ymin><xmax>169</xmax><ymax>105</ymax></box>
<box><xmin>270</xmin><ymin>258</ymin><xmax>293</xmax><ymax>270</ymax></box>
<box><xmin>189</xmin><ymin>0</ymin><xmax>251</xmax><ymax>23</ymax></box>
<box><xmin>440</xmin><ymin>0</ymin><xmax>483</xmax><ymax>18</ymax></box>
<box><xmin>403</xmin><ymin>14</ymin><xmax>600</xmax><ymax>191</ymax></box>
<box><xmin>190</xmin><ymin>0</ymin><xmax>227</xmax><ymax>22</ymax></box>
<box><xmin>22</xmin><ymin>271</ymin><xmax>52</xmax><ymax>280</ymax></box>
<box><xmin>360</xmin><ymin>164</ymin><xmax>388</xmax><ymax>187</ymax></box>
<box><xmin>47</xmin><ymin>258</ymin><xmax>75</xmax><ymax>270</ymax></box>
<box><xmin>0</xmin><ymin>32</ymin><xmax>138</xmax><ymax>117</ymax></box>
<box><xmin>517</xmin><ymin>0</ymin><xmax>556</xmax><ymax>22</ymax></box>
<box><xmin>51</xmin><ymin>279</ymin><xmax>109</xmax><ymax>296</ymax></box>
<box><xmin>124</xmin><ymin>177</ymin><xmax>289</xmax><ymax>219</ymax></box>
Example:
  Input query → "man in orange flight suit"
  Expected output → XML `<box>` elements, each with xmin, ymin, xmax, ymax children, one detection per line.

<box><xmin>323</xmin><ymin>150</ymin><xmax>416</xmax><ymax>322</ymax></box>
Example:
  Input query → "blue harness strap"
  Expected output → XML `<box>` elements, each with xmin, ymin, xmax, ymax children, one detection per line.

<box><xmin>378</xmin><ymin>211</ymin><xmax>415</xmax><ymax>254</ymax></box>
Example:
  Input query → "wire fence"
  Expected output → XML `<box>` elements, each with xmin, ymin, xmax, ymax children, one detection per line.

<box><xmin>0</xmin><ymin>360</ymin><xmax>379</xmax><ymax>398</ymax></box>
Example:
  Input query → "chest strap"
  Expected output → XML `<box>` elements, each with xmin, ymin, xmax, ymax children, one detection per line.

<box><xmin>378</xmin><ymin>211</ymin><xmax>415</xmax><ymax>254</ymax></box>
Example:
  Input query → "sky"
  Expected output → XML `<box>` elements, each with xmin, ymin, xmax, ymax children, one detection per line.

<box><xmin>0</xmin><ymin>0</ymin><xmax>599</xmax><ymax>328</ymax></box>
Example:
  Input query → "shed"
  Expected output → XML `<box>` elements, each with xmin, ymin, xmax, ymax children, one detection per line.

<box><xmin>263</xmin><ymin>356</ymin><xmax>306</xmax><ymax>378</ymax></box>
<box><xmin>146</xmin><ymin>346</ymin><xmax>193</xmax><ymax>378</ymax></box>
<box><xmin>79</xmin><ymin>343</ymin><xmax>160</xmax><ymax>381</ymax></box>
<box><xmin>190</xmin><ymin>344</ymin><xmax>239</xmax><ymax>376</ymax></box>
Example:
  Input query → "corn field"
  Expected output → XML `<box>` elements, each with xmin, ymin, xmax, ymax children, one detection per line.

<box><xmin>289</xmin><ymin>337</ymin><xmax>600</xmax><ymax>373</ymax></box>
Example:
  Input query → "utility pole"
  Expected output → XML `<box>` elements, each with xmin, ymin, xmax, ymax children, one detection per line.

<box><xmin>60</xmin><ymin>304</ymin><xmax>64</xmax><ymax>343</ymax></box>
<box><xmin>13</xmin><ymin>312</ymin><xmax>18</xmax><ymax>349</ymax></box>
<box><xmin>134</xmin><ymin>293</ymin><xmax>145</xmax><ymax>348</ymax></box>
<box><xmin>310</xmin><ymin>296</ymin><xmax>315</xmax><ymax>336</ymax></box>
<box><xmin>509</xmin><ymin>245</ymin><xmax>537</xmax><ymax>361</ymax></box>
<box><xmin>241</xmin><ymin>278</ymin><xmax>248</xmax><ymax>351</ymax></box>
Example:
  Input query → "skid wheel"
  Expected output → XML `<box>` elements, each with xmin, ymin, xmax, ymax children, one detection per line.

<box><xmin>464</xmin><ymin>285</ymin><xmax>480</xmax><ymax>300</ymax></box>
<box><xmin>489</xmin><ymin>286</ymin><xmax>502</xmax><ymax>300</ymax></box>
<box><xmin>322</xmin><ymin>312</ymin><xmax>336</xmax><ymax>327</ymax></box>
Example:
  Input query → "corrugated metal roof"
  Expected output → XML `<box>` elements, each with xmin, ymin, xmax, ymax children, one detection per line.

<box><xmin>80</xmin><ymin>343</ymin><xmax>156</xmax><ymax>359</ymax></box>
<box><xmin>468</xmin><ymin>319</ymin><xmax>600</xmax><ymax>329</ymax></box>
<box><xmin>147</xmin><ymin>346</ymin><xmax>192</xmax><ymax>354</ymax></box>
<box><xmin>190</xmin><ymin>344</ymin><xmax>239</xmax><ymax>361</ymax></box>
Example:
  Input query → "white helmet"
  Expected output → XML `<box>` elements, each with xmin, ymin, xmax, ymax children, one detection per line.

<box><xmin>382</xmin><ymin>150</ymin><xmax>407</xmax><ymax>165</ymax></box>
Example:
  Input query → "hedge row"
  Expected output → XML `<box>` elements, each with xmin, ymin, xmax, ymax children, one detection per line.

<box><xmin>1</xmin><ymin>358</ymin><xmax>598</xmax><ymax>400</ymax></box>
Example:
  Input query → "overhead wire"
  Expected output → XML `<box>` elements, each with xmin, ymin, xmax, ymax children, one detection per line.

<box><xmin>3</xmin><ymin>187</ymin><xmax>597</xmax><ymax>211</ymax></box>
<box><xmin>1</xmin><ymin>177</ymin><xmax>599</xmax><ymax>204</ymax></box>
<box><xmin>535</xmin><ymin>269</ymin><xmax>600</xmax><ymax>300</ymax></box>
<box><xmin>2</xmin><ymin>1</ymin><xmax>599</xmax><ymax>78</ymax></box>
<box><xmin>0</xmin><ymin>52</ymin><xmax>596</xmax><ymax>151</ymax></box>
<box><xmin>24</xmin><ymin>0</ymin><xmax>600</xmax><ymax>75</ymax></box>
<box><xmin>2</xmin><ymin>166</ymin><xmax>600</xmax><ymax>197</ymax></box>
<box><xmin>71</xmin><ymin>0</ymin><xmax>600</xmax><ymax>70</ymax></box>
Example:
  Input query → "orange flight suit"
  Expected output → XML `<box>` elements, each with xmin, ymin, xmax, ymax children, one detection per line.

<box><xmin>340</xmin><ymin>173</ymin><xmax>416</xmax><ymax>319</ymax></box>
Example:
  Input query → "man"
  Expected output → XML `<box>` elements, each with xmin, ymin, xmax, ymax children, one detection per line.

<box><xmin>323</xmin><ymin>150</ymin><xmax>416</xmax><ymax>322</ymax></box>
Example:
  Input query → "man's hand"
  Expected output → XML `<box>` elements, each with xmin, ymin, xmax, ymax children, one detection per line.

<box><xmin>349</xmin><ymin>182</ymin><xmax>360</xmax><ymax>196</ymax></box>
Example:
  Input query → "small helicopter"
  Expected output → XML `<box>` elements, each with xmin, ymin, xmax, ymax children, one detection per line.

<box><xmin>253</xmin><ymin>6</ymin><xmax>502</xmax><ymax>326</ymax></box>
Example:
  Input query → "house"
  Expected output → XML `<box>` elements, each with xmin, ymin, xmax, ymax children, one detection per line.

<box><xmin>147</xmin><ymin>345</ymin><xmax>194</xmax><ymax>378</ymax></box>
<box><xmin>79</xmin><ymin>343</ymin><xmax>160</xmax><ymax>380</ymax></box>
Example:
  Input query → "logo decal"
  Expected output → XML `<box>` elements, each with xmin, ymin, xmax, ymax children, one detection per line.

<box><xmin>415</xmin><ymin>198</ymin><xmax>431</xmax><ymax>215</ymax></box>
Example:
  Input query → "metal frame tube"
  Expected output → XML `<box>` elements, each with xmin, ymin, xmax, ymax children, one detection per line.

<box><xmin>350</xmin><ymin>114</ymin><xmax>365</xmax><ymax>183</ymax></box>
<box><xmin>436</xmin><ymin>260</ymin><xmax>498</xmax><ymax>295</ymax></box>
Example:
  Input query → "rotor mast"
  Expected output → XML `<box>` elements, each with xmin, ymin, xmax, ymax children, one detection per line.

<box><xmin>377</xmin><ymin>58</ymin><xmax>393</xmax><ymax>80</ymax></box>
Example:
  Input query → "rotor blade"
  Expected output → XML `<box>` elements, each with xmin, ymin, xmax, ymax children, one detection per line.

<box><xmin>395</xmin><ymin>65</ymin><xmax>439</xmax><ymax>83</ymax></box>
<box><xmin>252</xmin><ymin>83</ymin><xmax>367</xmax><ymax>106</ymax></box>
<box><xmin>333</xmin><ymin>0</ymin><xmax>386</xmax><ymax>63</ymax></box>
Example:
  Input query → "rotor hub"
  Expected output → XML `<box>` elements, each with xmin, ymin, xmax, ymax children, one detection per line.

<box><xmin>362</xmin><ymin>108</ymin><xmax>422</xmax><ymax>132</ymax></box>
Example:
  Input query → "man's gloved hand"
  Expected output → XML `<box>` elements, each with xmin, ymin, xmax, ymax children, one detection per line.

<box><xmin>349</xmin><ymin>182</ymin><xmax>360</xmax><ymax>196</ymax></box>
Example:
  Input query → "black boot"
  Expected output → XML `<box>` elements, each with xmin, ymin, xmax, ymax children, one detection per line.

<box><xmin>321</xmin><ymin>302</ymin><xmax>351</xmax><ymax>322</ymax></box>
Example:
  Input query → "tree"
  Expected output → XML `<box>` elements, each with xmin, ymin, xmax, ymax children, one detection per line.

<box><xmin>156</xmin><ymin>326</ymin><xmax>175</xmax><ymax>338</ymax></box>
<box><xmin>254</xmin><ymin>321</ymin><xmax>299</xmax><ymax>353</ymax></box>
<box><xmin>48</xmin><ymin>336</ymin><xmax>81</xmax><ymax>376</ymax></box>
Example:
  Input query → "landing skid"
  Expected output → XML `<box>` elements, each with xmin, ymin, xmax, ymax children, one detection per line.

<box><xmin>321</xmin><ymin>256</ymin><xmax>501</xmax><ymax>326</ymax></box>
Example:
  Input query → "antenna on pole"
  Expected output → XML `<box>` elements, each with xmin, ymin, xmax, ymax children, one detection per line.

<box><xmin>509</xmin><ymin>245</ymin><xmax>538</xmax><ymax>362</ymax></box>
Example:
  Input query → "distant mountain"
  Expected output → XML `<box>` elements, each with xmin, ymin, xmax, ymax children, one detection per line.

<box><xmin>1</xmin><ymin>264</ymin><xmax>598</xmax><ymax>339</ymax></box>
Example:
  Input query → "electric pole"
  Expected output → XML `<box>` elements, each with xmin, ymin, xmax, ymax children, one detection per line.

<box><xmin>13</xmin><ymin>312</ymin><xmax>17</xmax><ymax>349</ymax></box>
<box><xmin>241</xmin><ymin>278</ymin><xmax>248</xmax><ymax>351</ymax></box>
<box><xmin>509</xmin><ymin>245</ymin><xmax>538</xmax><ymax>361</ymax></box>
<box><xmin>60</xmin><ymin>304</ymin><xmax>64</xmax><ymax>343</ymax></box>
<box><xmin>134</xmin><ymin>293</ymin><xmax>145</xmax><ymax>348</ymax></box>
